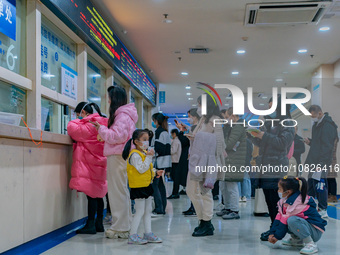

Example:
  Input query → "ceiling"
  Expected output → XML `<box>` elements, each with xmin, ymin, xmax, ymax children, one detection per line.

<box><xmin>94</xmin><ymin>0</ymin><xmax>340</xmax><ymax>114</ymax></box>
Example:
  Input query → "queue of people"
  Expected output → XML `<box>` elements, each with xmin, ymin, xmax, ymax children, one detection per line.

<box><xmin>66</xmin><ymin>86</ymin><xmax>338</xmax><ymax>254</ymax></box>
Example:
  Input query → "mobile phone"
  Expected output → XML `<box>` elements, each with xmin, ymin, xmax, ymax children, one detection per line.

<box><xmin>174</xmin><ymin>119</ymin><xmax>179</xmax><ymax>124</ymax></box>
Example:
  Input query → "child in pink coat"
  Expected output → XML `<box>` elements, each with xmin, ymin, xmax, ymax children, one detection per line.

<box><xmin>67</xmin><ymin>102</ymin><xmax>108</xmax><ymax>234</ymax></box>
<box><xmin>92</xmin><ymin>86</ymin><xmax>138</xmax><ymax>239</ymax></box>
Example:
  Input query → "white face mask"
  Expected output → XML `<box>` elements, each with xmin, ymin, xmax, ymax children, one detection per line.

<box><xmin>140</xmin><ymin>141</ymin><xmax>149</xmax><ymax>150</ymax></box>
<box><xmin>311</xmin><ymin>117</ymin><xmax>319</xmax><ymax>123</ymax></box>
<box><xmin>197</xmin><ymin>107</ymin><xmax>202</xmax><ymax>117</ymax></box>
<box><xmin>188</xmin><ymin>118</ymin><xmax>194</xmax><ymax>125</ymax></box>
<box><xmin>278</xmin><ymin>191</ymin><xmax>288</xmax><ymax>199</ymax></box>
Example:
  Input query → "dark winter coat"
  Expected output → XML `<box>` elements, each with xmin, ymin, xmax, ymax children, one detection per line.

<box><xmin>224</xmin><ymin>119</ymin><xmax>247</xmax><ymax>182</ymax></box>
<box><xmin>293</xmin><ymin>134</ymin><xmax>305</xmax><ymax>166</ymax></box>
<box><xmin>250</xmin><ymin>121</ymin><xmax>295</xmax><ymax>189</ymax></box>
<box><xmin>305</xmin><ymin>113</ymin><xmax>338</xmax><ymax>178</ymax></box>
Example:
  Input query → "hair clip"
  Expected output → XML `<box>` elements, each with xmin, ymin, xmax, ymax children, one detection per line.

<box><xmin>283</xmin><ymin>175</ymin><xmax>288</xmax><ymax>179</ymax></box>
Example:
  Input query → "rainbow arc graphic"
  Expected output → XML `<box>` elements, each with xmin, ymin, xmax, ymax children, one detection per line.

<box><xmin>196</xmin><ymin>82</ymin><xmax>222</xmax><ymax>106</ymax></box>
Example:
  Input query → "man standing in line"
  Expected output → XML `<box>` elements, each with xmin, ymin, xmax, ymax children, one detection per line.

<box><xmin>304</xmin><ymin>105</ymin><xmax>338</xmax><ymax>218</ymax></box>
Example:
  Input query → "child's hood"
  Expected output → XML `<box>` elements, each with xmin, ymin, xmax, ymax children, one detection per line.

<box><xmin>115</xmin><ymin>103</ymin><xmax>138</xmax><ymax>124</ymax></box>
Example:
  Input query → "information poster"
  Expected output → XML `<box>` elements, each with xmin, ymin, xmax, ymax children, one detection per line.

<box><xmin>0</xmin><ymin>0</ymin><xmax>16</xmax><ymax>41</ymax></box>
<box><xmin>61</xmin><ymin>63</ymin><xmax>77</xmax><ymax>100</ymax></box>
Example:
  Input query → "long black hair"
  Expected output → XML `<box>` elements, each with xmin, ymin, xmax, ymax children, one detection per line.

<box><xmin>74</xmin><ymin>102</ymin><xmax>104</xmax><ymax>117</ymax></box>
<box><xmin>107</xmin><ymin>86</ymin><xmax>127</xmax><ymax>128</ymax></box>
<box><xmin>152</xmin><ymin>113</ymin><xmax>169</xmax><ymax>131</ymax></box>
<box><xmin>279</xmin><ymin>176</ymin><xmax>308</xmax><ymax>203</ymax></box>
<box><xmin>188</xmin><ymin>108</ymin><xmax>200</xmax><ymax>120</ymax></box>
<box><xmin>122</xmin><ymin>129</ymin><xmax>149</xmax><ymax>161</ymax></box>
<box><xmin>197</xmin><ymin>94</ymin><xmax>222</xmax><ymax>124</ymax></box>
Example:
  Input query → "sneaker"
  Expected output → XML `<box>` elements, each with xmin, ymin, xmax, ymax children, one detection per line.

<box><xmin>239</xmin><ymin>197</ymin><xmax>243</xmax><ymax>202</ymax></box>
<box><xmin>151</xmin><ymin>212</ymin><xmax>165</xmax><ymax>218</ymax></box>
<box><xmin>105</xmin><ymin>229</ymin><xmax>129</xmax><ymax>239</ymax></box>
<box><xmin>76</xmin><ymin>220</ymin><xmax>96</xmax><ymax>234</ymax></box>
<box><xmin>282</xmin><ymin>237</ymin><xmax>304</xmax><ymax>247</ymax></box>
<box><xmin>300</xmin><ymin>242</ymin><xmax>318</xmax><ymax>254</ymax></box>
<box><xmin>214</xmin><ymin>203</ymin><xmax>225</xmax><ymax>212</ymax></box>
<box><xmin>143</xmin><ymin>232</ymin><xmax>162</xmax><ymax>243</ymax></box>
<box><xmin>103</xmin><ymin>215</ymin><xmax>112</xmax><ymax>225</ymax></box>
<box><xmin>222</xmin><ymin>211</ymin><xmax>240</xmax><ymax>220</ymax></box>
<box><xmin>241</xmin><ymin>196</ymin><xmax>247</xmax><ymax>202</ymax></box>
<box><xmin>318</xmin><ymin>209</ymin><xmax>328</xmax><ymax>219</ymax></box>
<box><xmin>216</xmin><ymin>208</ymin><xmax>230</xmax><ymax>217</ymax></box>
<box><xmin>260</xmin><ymin>230</ymin><xmax>271</xmax><ymax>241</ymax></box>
<box><xmin>128</xmin><ymin>234</ymin><xmax>148</xmax><ymax>245</ymax></box>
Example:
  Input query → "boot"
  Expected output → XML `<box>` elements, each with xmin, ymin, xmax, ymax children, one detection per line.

<box><xmin>192</xmin><ymin>220</ymin><xmax>214</xmax><ymax>237</ymax></box>
<box><xmin>194</xmin><ymin>220</ymin><xmax>203</xmax><ymax>232</ymax></box>
<box><xmin>95</xmin><ymin>217</ymin><xmax>104</xmax><ymax>232</ymax></box>
<box><xmin>76</xmin><ymin>219</ymin><xmax>96</xmax><ymax>234</ymax></box>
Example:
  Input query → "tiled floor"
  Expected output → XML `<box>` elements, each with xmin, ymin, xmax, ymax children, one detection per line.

<box><xmin>43</xmin><ymin>191</ymin><xmax>340</xmax><ymax>255</ymax></box>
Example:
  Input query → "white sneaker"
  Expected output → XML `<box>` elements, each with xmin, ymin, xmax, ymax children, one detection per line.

<box><xmin>151</xmin><ymin>212</ymin><xmax>165</xmax><ymax>218</ymax></box>
<box><xmin>241</xmin><ymin>196</ymin><xmax>247</xmax><ymax>202</ymax></box>
<box><xmin>105</xmin><ymin>229</ymin><xmax>129</xmax><ymax>239</ymax></box>
<box><xmin>318</xmin><ymin>209</ymin><xmax>328</xmax><ymax>219</ymax></box>
<box><xmin>282</xmin><ymin>237</ymin><xmax>304</xmax><ymax>247</ymax></box>
<box><xmin>300</xmin><ymin>242</ymin><xmax>318</xmax><ymax>254</ymax></box>
<box><xmin>239</xmin><ymin>197</ymin><xmax>243</xmax><ymax>202</ymax></box>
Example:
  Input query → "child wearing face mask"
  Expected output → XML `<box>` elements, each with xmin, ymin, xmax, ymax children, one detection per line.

<box><xmin>268</xmin><ymin>176</ymin><xmax>327</xmax><ymax>254</ymax></box>
<box><xmin>122</xmin><ymin>129</ymin><xmax>163</xmax><ymax>245</ymax></box>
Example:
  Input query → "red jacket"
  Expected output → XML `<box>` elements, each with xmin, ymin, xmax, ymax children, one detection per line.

<box><xmin>67</xmin><ymin>113</ymin><xmax>108</xmax><ymax>198</ymax></box>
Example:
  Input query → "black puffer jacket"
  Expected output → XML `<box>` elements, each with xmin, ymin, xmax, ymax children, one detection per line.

<box><xmin>305</xmin><ymin>113</ymin><xmax>338</xmax><ymax>178</ymax></box>
<box><xmin>250</xmin><ymin>121</ymin><xmax>295</xmax><ymax>189</ymax></box>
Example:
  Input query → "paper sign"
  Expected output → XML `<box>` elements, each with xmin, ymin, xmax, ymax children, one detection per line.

<box><xmin>61</xmin><ymin>63</ymin><xmax>77</xmax><ymax>100</ymax></box>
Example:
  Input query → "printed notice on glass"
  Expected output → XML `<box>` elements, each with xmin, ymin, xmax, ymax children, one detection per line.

<box><xmin>61</xmin><ymin>63</ymin><xmax>77</xmax><ymax>100</ymax></box>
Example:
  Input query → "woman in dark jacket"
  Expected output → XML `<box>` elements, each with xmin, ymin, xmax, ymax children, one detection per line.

<box><xmin>249</xmin><ymin>96</ymin><xmax>295</xmax><ymax>241</ymax></box>
<box><xmin>152</xmin><ymin>113</ymin><xmax>172</xmax><ymax>216</ymax></box>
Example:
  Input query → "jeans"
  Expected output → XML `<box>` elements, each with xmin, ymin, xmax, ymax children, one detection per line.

<box><xmin>308</xmin><ymin>178</ymin><xmax>328</xmax><ymax>210</ymax></box>
<box><xmin>238</xmin><ymin>173</ymin><xmax>251</xmax><ymax>198</ymax></box>
<box><xmin>287</xmin><ymin>216</ymin><xmax>322</xmax><ymax>243</ymax></box>
<box><xmin>152</xmin><ymin>177</ymin><xmax>167</xmax><ymax>214</ymax></box>
<box><xmin>221</xmin><ymin>181</ymin><xmax>239</xmax><ymax>212</ymax></box>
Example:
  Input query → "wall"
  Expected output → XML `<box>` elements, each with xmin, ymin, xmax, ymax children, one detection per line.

<box><xmin>0</xmin><ymin>128</ymin><xmax>87</xmax><ymax>252</ymax></box>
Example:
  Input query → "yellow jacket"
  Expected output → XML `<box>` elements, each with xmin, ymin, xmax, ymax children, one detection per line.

<box><xmin>127</xmin><ymin>149</ymin><xmax>154</xmax><ymax>188</ymax></box>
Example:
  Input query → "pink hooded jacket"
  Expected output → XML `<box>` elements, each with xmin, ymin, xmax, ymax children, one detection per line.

<box><xmin>67</xmin><ymin>113</ymin><xmax>108</xmax><ymax>198</ymax></box>
<box><xmin>98</xmin><ymin>103</ymin><xmax>138</xmax><ymax>156</ymax></box>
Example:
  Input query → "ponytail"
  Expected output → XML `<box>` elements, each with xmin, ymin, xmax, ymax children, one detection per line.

<box><xmin>298</xmin><ymin>177</ymin><xmax>308</xmax><ymax>203</ymax></box>
<box><xmin>279</xmin><ymin>176</ymin><xmax>308</xmax><ymax>203</ymax></box>
<box><xmin>122</xmin><ymin>138</ymin><xmax>133</xmax><ymax>161</ymax></box>
<box><xmin>121</xmin><ymin>129</ymin><xmax>149</xmax><ymax>161</ymax></box>
<box><xmin>89</xmin><ymin>103</ymin><xmax>104</xmax><ymax>117</ymax></box>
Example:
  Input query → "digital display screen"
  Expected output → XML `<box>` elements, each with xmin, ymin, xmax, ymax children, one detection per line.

<box><xmin>41</xmin><ymin>0</ymin><xmax>157</xmax><ymax>105</ymax></box>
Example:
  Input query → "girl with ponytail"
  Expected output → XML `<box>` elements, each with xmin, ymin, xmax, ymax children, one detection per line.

<box><xmin>121</xmin><ymin>129</ymin><xmax>163</xmax><ymax>245</ymax></box>
<box><xmin>268</xmin><ymin>176</ymin><xmax>327</xmax><ymax>254</ymax></box>
<box><xmin>67</xmin><ymin>102</ymin><xmax>108</xmax><ymax>234</ymax></box>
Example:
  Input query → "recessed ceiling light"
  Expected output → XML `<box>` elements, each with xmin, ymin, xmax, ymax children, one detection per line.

<box><xmin>181</xmin><ymin>72</ymin><xmax>188</xmax><ymax>76</ymax></box>
<box><xmin>276</xmin><ymin>78</ymin><xmax>283</xmax><ymax>82</ymax></box>
<box><xmin>290</xmin><ymin>61</ymin><xmax>299</xmax><ymax>65</ymax></box>
<box><xmin>231</xmin><ymin>71</ymin><xmax>239</xmax><ymax>75</ymax></box>
<box><xmin>262</xmin><ymin>96</ymin><xmax>268</xmax><ymax>99</ymax></box>
<box><xmin>319</xmin><ymin>26</ymin><xmax>330</xmax><ymax>31</ymax></box>
<box><xmin>183</xmin><ymin>114</ymin><xmax>187</xmax><ymax>117</ymax></box>
<box><xmin>298</xmin><ymin>49</ymin><xmax>308</xmax><ymax>53</ymax></box>
<box><xmin>259</xmin><ymin>103</ymin><xmax>265</xmax><ymax>106</ymax></box>
<box><xmin>225</xmin><ymin>104</ymin><xmax>229</xmax><ymax>106</ymax></box>
<box><xmin>192</xmin><ymin>104</ymin><xmax>197</xmax><ymax>107</ymax></box>
<box><xmin>237</xmin><ymin>50</ymin><xmax>246</xmax><ymax>54</ymax></box>
<box><xmin>188</xmin><ymin>98</ymin><xmax>193</xmax><ymax>100</ymax></box>
<box><xmin>186</xmin><ymin>92</ymin><xmax>192</xmax><ymax>96</ymax></box>
<box><xmin>185</xmin><ymin>85</ymin><xmax>191</xmax><ymax>89</ymax></box>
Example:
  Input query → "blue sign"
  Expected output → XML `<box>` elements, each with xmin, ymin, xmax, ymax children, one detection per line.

<box><xmin>159</xmin><ymin>91</ymin><xmax>166</xmax><ymax>104</ymax></box>
<box><xmin>0</xmin><ymin>0</ymin><xmax>16</xmax><ymax>41</ymax></box>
